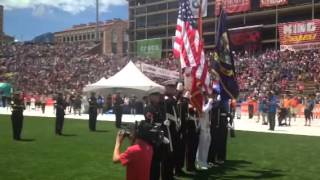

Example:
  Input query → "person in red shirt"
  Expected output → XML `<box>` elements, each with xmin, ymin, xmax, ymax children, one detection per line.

<box><xmin>113</xmin><ymin>121</ymin><xmax>154</xmax><ymax>180</ymax></box>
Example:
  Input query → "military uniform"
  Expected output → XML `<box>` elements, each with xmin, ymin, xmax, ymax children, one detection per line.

<box><xmin>185</xmin><ymin>106</ymin><xmax>199</xmax><ymax>172</ymax></box>
<box><xmin>144</xmin><ymin>99</ymin><xmax>165</xmax><ymax>180</ymax></box>
<box><xmin>162</xmin><ymin>95</ymin><xmax>179</xmax><ymax>179</ymax></box>
<box><xmin>55</xmin><ymin>94</ymin><xmax>66</xmax><ymax>135</ymax></box>
<box><xmin>88</xmin><ymin>94</ymin><xmax>98</xmax><ymax>131</ymax></box>
<box><xmin>208</xmin><ymin>102</ymin><xmax>229</xmax><ymax>164</ymax></box>
<box><xmin>11</xmin><ymin>93</ymin><xmax>25</xmax><ymax>140</ymax></box>
<box><xmin>113</xmin><ymin>94</ymin><xmax>124</xmax><ymax>128</ymax></box>
<box><xmin>145</xmin><ymin>91</ymin><xmax>182</xmax><ymax>180</ymax></box>
<box><xmin>175</xmin><ymin>95</ymin><xmax>188</xmax><ymax>175</ymax></box>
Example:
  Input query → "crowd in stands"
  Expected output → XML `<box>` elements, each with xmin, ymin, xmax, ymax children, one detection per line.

<box><xmin>0</xmin><ymin>43</ymin><xmax>180</xmax><ymax>98</ymax></box>
<box><xmin>0</xmin><ymin>43</ymin><xmax>127</xmax><ymax>96</ymax></box>
<box><xmin>1</xmin><ymin>43</ymin><xmax>320</xmax><ymax>106</ymax></box>
<box><xmin>235</xmin><ymin>49</ymin><xmax>320</xmax><ymax>100</ymax></box>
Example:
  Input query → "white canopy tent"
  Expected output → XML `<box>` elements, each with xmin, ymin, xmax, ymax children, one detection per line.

<box><xmin>83</xmin><ymin>61</ymin><xmax>165</xmax><ymax>98</ymax></box>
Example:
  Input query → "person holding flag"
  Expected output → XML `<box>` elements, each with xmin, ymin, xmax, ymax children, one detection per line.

<box><xmin>208</xmin><ymin>8</ymin><xmax>239</xmax><ymax>165</ymax></box>
<box><xmin>173</xmin><ymin>0</ymin><xmax>211</xmax><ymax>114</ymax></box>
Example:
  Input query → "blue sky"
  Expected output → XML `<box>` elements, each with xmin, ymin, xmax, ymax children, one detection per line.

<box><xmin>1</xmin><ymin>0</ymin><xmax>128</xmax><ymax>41</ymax></box>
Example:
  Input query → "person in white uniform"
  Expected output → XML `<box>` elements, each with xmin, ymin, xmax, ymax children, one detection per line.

<box><xmin>196</xmin><ymin>96</ymin><xmax>214</xmax><ymax>170</ymax></box>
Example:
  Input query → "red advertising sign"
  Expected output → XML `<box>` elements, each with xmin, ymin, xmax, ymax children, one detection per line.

<box><xmin>215</xmin><ymin>0</ymin><xmax>251</xmax><ymax>16</ymax></box>
<box><xmin>278</xmin><ymin>19</ymin><xmax>320</xmax><ymax>51</ymax></box>
<box><xmin>260</xmin><ymin>0</ymin><xmax>288</xmax><ymax>8</ymax></box>
<box><xmin>230</xmin><ymin>29</ymin><xmax>261</xmax><ymax>46</ymax></box>
<box><xmin>229</xmin><ymin>25</ymin><xmax>262</xmax><ymax>51</ymax></box>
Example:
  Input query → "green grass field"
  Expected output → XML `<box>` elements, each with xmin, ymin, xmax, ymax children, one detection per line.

<box><xmin>0</xmin><ymin>115</ymin><xmax>320</xmax><ymax>180</ymax></box>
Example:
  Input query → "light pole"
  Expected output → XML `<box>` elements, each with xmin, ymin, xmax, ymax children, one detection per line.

<box><xmin>96</xmin><ymin>0</ymin><xmax>99</xmax><ymax>43</ymax></box>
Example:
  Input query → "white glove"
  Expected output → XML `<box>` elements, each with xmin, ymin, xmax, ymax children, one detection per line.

<box><xmin>177</xmin><ymin>82</ymin><xmax>184</xmax><ymax>91</ymax></box>
<box><xmin>208</xmin><ymin>98</ymin><xmax>214</xmax><ymax>104</ymax></box>
<box><xmin>184</xmin><ymin>91</ymin><xmax>191</xmax><ymax>99</ymax></box>
<box><xmin>162</xmin><ymin>137</ymin><xmax>170</xmax><ymax>144</ymax></box>
<box><xmin>217</xmin><ymin>95</ymin><xmax>221</xmax><ymax>101</ymax></box>
<box><xmin>164</xmin><ymin>120</ymin><xmax>170</xmax><ymax>126</ymax></box>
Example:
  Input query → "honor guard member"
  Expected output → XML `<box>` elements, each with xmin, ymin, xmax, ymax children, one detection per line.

<box><xmin>11</xmin><ymin>91</ymin><xmax>25</xmax><ymax>140</ymax></box>
<box><xmin>184</xmin><ymin>92</ymin><xmax>200</xmax><ymax>172</ymax></box>
<box><xmin>208</xmin><ymin>98</ymin><xmax>229</xmax><ymax>165</ymax></box>
<box><xmin>114</xmin><ymin>92</ymin><xmax>124</xmax><ymax>128</ymax></box>
<box><xmin>55</xmin><ymin>92</ymin><xmax>66</xmax><ymax>135</ymax></box>
<box><xmin>144</xmin><ymin>91</ymin><xmax>165</xmax><ymax>180</ymax></box>
<box><xmin>88</xmin><ymin>92</ymin><xmax>98</xmax><ymax>131</ymax></box>
<box><xmin>162</xmin><ymin>80</ymin><xmax>179</xmax><ymax>179</ymax></box>
<box><xmin>175</xmin><ymin>82</ymin><xmax>188</xmax><ymax>175</ymax></box>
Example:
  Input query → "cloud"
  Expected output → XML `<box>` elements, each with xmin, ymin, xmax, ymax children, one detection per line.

<box><xmin>0</xmin><ymin>0</ymin><xmax>127</xmax><ymax>14</ymax></box>
<box><xmin>31</xmin><ymin>5</ymin><xmax>47</xmax><ymax>17</ymax></box>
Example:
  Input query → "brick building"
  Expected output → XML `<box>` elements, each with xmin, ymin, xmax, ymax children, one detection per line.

<box><xmin>102</xmin><ymin>20</ymin><xmax>129</xmax><ymax>56</ymax></box>
<box><xmin>128</xmin><ymin>0</ymin><xmax>320</xmax><ymax>57</ymax></box>
<box><xmin>54</xmin><ymin>19</ymin><xmax>128</xmax><ymax>56</ymax></box>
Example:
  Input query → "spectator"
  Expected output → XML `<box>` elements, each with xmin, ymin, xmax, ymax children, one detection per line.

<box><xmin>40</xmin><ymin>94</ymin><xmax>47</xmax><ymax>114</ymax></box>
<box><xmin>97</xmin><ymin>95</ymin><xmax>105</xmax><ymax>115</ymax></box>
<box><xmin>112</xmin><ymin>121</ymin><xmax>154</xmax><ymax>180</ymax></box>
<box><xmin>129</xmin><ymin>95</ymin><xmax>137</xmax><ymax>115</ymax></box>
<box><xmin>267</xmin><ymin>92</ymin><xmax>278</xmax><ymax>131</ymax></box>
<box><xmin>74</xmin><ymin>94</ymin><xmax>82</xmax><ymax>116</ymax></box>
<box><xmin>258</xmin><ymin>96</ymin><xmax>268</xmax><ymax>125</ymax></box>
<box><xmin>1</xmin><ymin>42</ymin><xmax>319</xmax><ymax>119</ymax></box>
<box><xmin>304</xmin><ymin>95</ymin><xmax>315</xmax><ymax>126</ymax></box>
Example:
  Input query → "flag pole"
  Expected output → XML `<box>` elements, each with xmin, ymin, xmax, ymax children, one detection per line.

<box><xmin>198</xmin><ymin>0</ymin><xmax>203</xmax><ymax>39</ymax></box>
<box><xmin>275</xmin><ymin>5</ymin><xmax>278</xmax><ymax>49</ymax></box>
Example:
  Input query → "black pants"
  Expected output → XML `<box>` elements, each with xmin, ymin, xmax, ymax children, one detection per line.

<box><xmin>208</xmin><ymin>127</ymin><xmax>217</xmax><ymax>163</ymax></box>
<box><xmin>150</xmin><ymin>145</ymin><xmax>161</xmax><ymax>180</ymax></box>
<box><xmin>268</xmin><ymin>112</ymin><xmax>276</xmax><ymax>130</ymax></box>
<box><xmin>185</xmin><ymin>120</ymin><xmax>199</xmax><ymax>171</ymax></box>
<box><xmin>216</xmin><ymin>124</ymin><xmax>228</xmax><ymax>161</ymax></box>
<box><xmin>162</xmin><ymin>145</ymin><xmax>174</xmax><ymax>180</ymax></box>
<box><xmin>209</xmin><ymin>118</ymin><xmax>228</xmax><ymax>162</ymax></box>
<box><xmin>11</xmin><ymin>111</ymin><xmax>23</xmax><ymax>140</ymax></box>
<box><xmin>150</xmin><ymin>144</ymin><xmax>175</xmax><ymax>180</ymax></box>
<box><xmin>174</xmin><ymin>131</ymin><xmax>185</xmax><ymax>172</ymax></box>
<box><xmin>89</xmin><ymin>108</ymin><xmax>97</xmax><ymax>131</ymax></box>
<box><xmin>150</xmin><ymin>127</ymin><xmax>175</xmax><ymax>180</ymax></box>
<box><xmin>115</xmin><ymin>112</ymin><xmax>122</xmax><ymax>128</ymax></box>
<box><xmin>55</xmin><ymin>110</ymin><xmax>64</xmax><ymax>135</ymax></box>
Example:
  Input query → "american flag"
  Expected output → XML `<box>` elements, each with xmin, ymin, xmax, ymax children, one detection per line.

<box><xmin>173</xmin><ymin>0</ymin><xmax>211</xmax><ymax>112</ymax></box>
<box><xmin>173</xmin><ymin>0</ymin><xmax>201</xmax><ymax>68</ymax></box>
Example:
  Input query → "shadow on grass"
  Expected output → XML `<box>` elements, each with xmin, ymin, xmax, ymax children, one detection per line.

<box><xmin>19</xmin><ymin>138</ymin><xmax>35</xmax><ymax>142</ymax></box>
<box><xmin>60</xmin><ymin>134</ymin><xmax>77</xmax><ymax>137</ymax></box>
<box><xmin>219</xmin><ymin>169</ymin><xmax>285</xmax><ymax>179</ymax></box>
<box><xmin>192</xmin><ymin>160</ymin><xmax>285</xmax><ymax>180</ymax></box>
<box><xmin>94</xmin><ymin>130</ymin><xmax>109</xmax><ymax>133</ymax></box>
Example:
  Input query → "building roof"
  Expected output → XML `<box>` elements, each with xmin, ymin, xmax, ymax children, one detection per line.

<box><xmin>54</xmin><ymin>19</ymin><xmax>127</xmax><ymax>35</ymax></box>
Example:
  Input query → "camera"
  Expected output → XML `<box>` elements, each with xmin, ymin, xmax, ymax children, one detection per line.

<box><xmin>119</xmin><ymin>122</ymin><xmax>136</xmax><ymax>137</ymax></box>
<box><xmin>120</xmin><ymin>121</ymin><xmax>167</xmax><ymax>147</ymax></box>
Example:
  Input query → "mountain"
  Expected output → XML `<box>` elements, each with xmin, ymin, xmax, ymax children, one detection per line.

<box><xmin>32</xmin><ymin>32</ymin><xmax>54</xmax><ymax>43</ymax></box>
